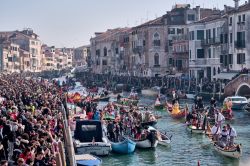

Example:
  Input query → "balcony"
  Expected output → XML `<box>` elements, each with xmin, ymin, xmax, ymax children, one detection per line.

<box><xmin>132</xmin><ymin>46</ymin><xmax>143</xmax><ymax>53</ymax></box>
<box><xmin>235</xmin><ymin>40</ymin><xmax>246</xmax><ymax>49</ymax></box>
<box><xmin>189</xmin><ymin>58</ymin><xmax>220</xmax><ymax>68</ymax></box>
<box><xmin>201</xmin><ymin>38</ymin><xmax>221</xmax><ymax>46</ymax></box>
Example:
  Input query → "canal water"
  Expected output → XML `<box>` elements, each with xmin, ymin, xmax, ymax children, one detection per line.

<box><xmin>99</xmin><ymin>94</ymin><xmax>250</xmax><ymax>166</ymax></box>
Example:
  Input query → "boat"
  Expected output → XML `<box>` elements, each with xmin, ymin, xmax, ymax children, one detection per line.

<box><xmin>133</xmin><ymin>128</ymin><xmax>158</xmax><ymax>148</ymax></box>
<box><xmin>75</xmin><ymin>154</ymin><xmax>102</xmax><ymax>166</ymax></box>
<box><xmin>166</xmin><ymin>102</ymin><xmax>187</xmax><ymax>119</ymax></box>
<box><xmin>92</xmin><ymin>95</ymin><xmax>110</xmax><ymax>102</ymax></box>
<box><xmin>154</xmin><ymin>97</ymin><xmax>164</xmax><ymax>110</ymax></box>
<box><xmin>116</xmin><ymin>98</ymin><xmax>139</xmax><ymax>106</ymax></box>
<box><xmin>73</xmin><ymin>120</ymin><xmax>111</xmax><ymax>156</ymax></box>
<box><xmin>186</xmin><ymin>125</ymin><xmax>205</xmax><ymax>134</ymax></box>
<box><xmin>141</xmin><ymin>86</ymin><xmax>160</xmax><ymax>97</ymax></box>
<box><xmin>224</xmin><ymin>96</ymin><xmax>248</xmax><ymax>110</ymax></box>
<box><xmin>110</xmin><ymin>137</ymin><xmax>136</xmax><ymax>154</ymax></box>
<box><xmin>213</xmin><ymin>143</ymin><xmax>242</xmax><ymax>159</ymax></box>
<box><xmin>148</xmin><ymin>126</ymin><xmax>171</xmax><ymax>146</ymax></box>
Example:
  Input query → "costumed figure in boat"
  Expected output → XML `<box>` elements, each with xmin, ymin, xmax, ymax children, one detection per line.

<box><xmin>172</xmin><ymin>90</ymin><xmax>179</xmax><ymax>105</ymax></box>
<box><xmin>221</xmin><ymin>98</ymin><xmax>233</xmax><ymax>120</ymax></box>
<box><xmin>167</xmin><ymin>101</ymin><xmax>187</xmax><ymax>119</ymax></box>
<box><xmin>154</xmin><ymin>94</ymin><xmax>164</xmax><ymax>110</ymax></box>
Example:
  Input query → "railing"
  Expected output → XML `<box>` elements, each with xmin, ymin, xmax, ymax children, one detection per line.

<box><xmin>201</xmin><ymin>38</ymin><xmax>221</xmax><ymax>46</ymax></box>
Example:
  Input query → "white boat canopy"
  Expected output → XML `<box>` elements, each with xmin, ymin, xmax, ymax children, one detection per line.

<box><xmin>213</xmin><ymin>72</ymin><xmax>238</xmax><ymax>80</ymax></box>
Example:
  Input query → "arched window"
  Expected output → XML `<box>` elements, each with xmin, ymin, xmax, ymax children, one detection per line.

<box><xmin>213</xmin><ymin>67</ymin><xmax>216</xmax><ymax>75</ymax></box>
<box><xmin>103</xmin><ymin>47</ymin><xmax>107</xmax><ymax>56</ymax></box>
<box><xmin>153</xmin><ymin>32</ymin><xmax>160</xmax><ymax>47</ymax></box>
<box><xmin>154</xmin><ymin>53</ymin><xmax>159</xmax><ymax>66</ymax></box>
<box><xmin>218</xmin><ymin>67</ymin><xmax>220</xmax><ymax>74</ymax></box>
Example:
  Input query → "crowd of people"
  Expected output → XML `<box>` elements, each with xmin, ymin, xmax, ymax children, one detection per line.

<box><xmin>0</xmin><ymin>74</ymin><xmax>67</xmax><ymax>166</ymax></box>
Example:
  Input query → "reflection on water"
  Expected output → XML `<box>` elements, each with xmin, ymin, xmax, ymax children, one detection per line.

<box><xmin>100</xmin><ymin>95</ymin><xmax>250</xmax><ymax>166</ymax></box>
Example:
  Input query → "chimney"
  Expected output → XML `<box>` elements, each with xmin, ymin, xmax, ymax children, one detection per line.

<box><xmin>234</xmin><ymin>0</ymin><xmax>240</xmax><ymax>10</ymax></box>
<box><xmin>196</xmin><ymin>6</ymin><xmax>201</xmax><ymax>21</ymax></box>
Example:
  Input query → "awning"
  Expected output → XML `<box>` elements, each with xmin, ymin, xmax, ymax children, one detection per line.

<box><xmin>213</xmin><ymin>72</ymin><xmax>238</xmax><ymax>80</ymax></box>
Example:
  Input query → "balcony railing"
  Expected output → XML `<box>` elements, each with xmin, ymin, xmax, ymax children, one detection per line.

<box><xmin>201</xmin><ymin>38</ymin><xmax>221</xmax><ymax>46</ymax></box>
<box><xmin>190</xmin><ymin>58</ymin><xmax>220</xmax><ymax>66</ymax></box>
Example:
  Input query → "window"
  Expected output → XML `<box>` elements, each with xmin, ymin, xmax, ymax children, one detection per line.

<box><xmin>168</xmin><ymin>28</ymin><xmax>175</xmax><ymax>34</ymax></box>
<box><xmin>237</xmin><ymin>53</ymin><xmax>245</xmax><ymax>64</ymax></box>
<box><xmin>189</xmin><ymin>31</ymin><xmax>194</xmax><ymax>40</ymax></box>
<box><xmin>230</xmin><ymin>33</ymin><xmax>233</xmax><ymax>43</ymax></box>
<box><xmin>229</xmin><ymin>17</ymin><xmax>232</xmax><ymax>25</ymax></box>
<box><xmin>154</xmin><ymin>53</ymin><xmax>159</xmax><ymax>66</ymax></box>
<box><xmin>236</xmin><ymin>31</ymin><xmax>246</xmax><ymax>48</ymax></box>
<box><xmin>153</xmin><ymin>32</ymin><xmax>161</xmax><ymax>47</ymax></box>
<box><xmin>243</xmin><ymin>14</ymin><xmax>246</xmax><ymax>22</ymax></box>
<box><xmin>197</xmin><ymin>49</ymin><xmax>204</xmax><ymax>58</ymax></box>
<box><xmin>208</xmin><ymin>48</ymin><xmax>211</xmax><ymax>58</ymax></box>
<box><xmin>224</xmin><ymin>34</ymin><xmax>228</xmax><ymax>44</ymax></box>
<box><xmin>177</xmin><ymin>28</ymin><xmax>183</xmax><ymax>34</ymax></box>
<box><xmin>213</xmin><ymin>67</ymin><xmax>216</xmax><ymax>76</ymax></box>
<box><xmin>188</xmin><ymin>14</ymin><xmax>195</xmax><ymax>21</ymax></box>
<box><xmin>206</xmin><ymin>29</ymin><xmax>211</xmax><ymax>40</ymax></box>
<box><xmin>115</xmin><ymin>48</ymin><xmax>119</xmax><ymax>54</ymax></box>
<box><xmin>96</xmin><ymin>49</ymin><xmax>100</xmax><ymax>56</ymax></box>
<box><xmin>197</xmin><ymin>30</ymin><xmax>204</xmax><ymax>40</ymax></box>
<box><xmin>103</xmin><ymin>47</ymin><xmax>107</xmax><ymax>56</ymax></box>
<box><xmin>169</xmin><ymin>58</ymin><xmax>173</xmax><ymax>65</ymax></box>
<box><xmin>220</xmin><ymin>34</ymin><xmax>223</xmax><ymax>43</ymax></box>
<box><xmin>238</xmin><ymin>15</ymin><xmax>241</xmax><ymax>24</ymax></box>
<box><xmin>189</xmin><ymin>50</ymin><xmax>191</xmax><ymax>59</ymax></box>
<box><xmin>229</xmin><ymin>54</ymin><xmax>233</xmax><ymax>64</ymax></box>
<box><xmin>102</xmin><ymin>60</ymin><xmax>107</xmax><ymax>65</ymax></box>
<box><xmin>220</xmin><ymin>55</ymin><xmax>223</xmax><ymax>64</ymax></box>
<box><xmin>143</xmin><ymin>40</ymin><xmax>146</xmax><ymax>46</ymax></box>
<box><xmin>168</xmin><ymin>40</ymin><xmax>173</xmax><ymax>47</ymax></box>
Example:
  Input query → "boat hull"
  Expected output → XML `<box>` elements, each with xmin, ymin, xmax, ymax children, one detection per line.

<box><xmin>232</xmin><ymin>103</ymin><xmax>247</xmax><ymax>110</ymax></box>
<box><xmin>74</xmin><ymin>142</ymin><xmax>111</xmax><ymax>156</ymax></box>
<box><xmin>111</xmin><ymin>138</ymin><xmax>136</xmax><ymax>154</ymax></box>
<box><xmin>76</xmin><ymin>154</ymin><xmax>102</xmax><ymax>166</ymax></box>
<box><xmin>186</xmin><ymin>125</ymin><xmax>205</xmax><ymax>134</ymax></box>
<box><xmin>213</xmin><ymin>144</ymin><xmax>242</xmax><ymax>159</ymax></box>
<box><xmin>135</xmin><ymin>139</ymin><xmax>158</xmax><ymax>148</ymax></box>
<box><xmin>154</xmin><ymin>104</ymin><xmax>164</xmax><ymax>110</ymax></box>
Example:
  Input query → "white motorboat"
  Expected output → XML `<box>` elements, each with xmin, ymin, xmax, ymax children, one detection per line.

<box><xmin>73</xmin><ymin>120</ymin><xmax>111</xmax><ymax>156</ymax></box>
<box><xmin>224</xmin><ymin>96</ymin><xmax>248</xmax><ymax>110</ymax></box>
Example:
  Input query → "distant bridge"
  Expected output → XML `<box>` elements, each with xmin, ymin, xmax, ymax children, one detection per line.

<box><xmin>224</xmin><ymin>74</ymin><xmax>250</xmax><ymax>97</ymax></box>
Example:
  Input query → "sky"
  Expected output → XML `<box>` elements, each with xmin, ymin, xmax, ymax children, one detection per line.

<box><xmin>0</xmin><ymin>0</ymin><xmax>236</xmax><ymax>48</ymax></box>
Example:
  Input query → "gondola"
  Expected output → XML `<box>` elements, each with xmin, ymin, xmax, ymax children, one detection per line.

<box><xmin>186</xmin><ymin>124</ymin><xmax>205</xmax><ymax>134</ymax></box>
<box><xmin>133</xmin><ymin>128</ymin><xmax>159</xmax><ymax>149</ymax></box>
<box><xmin>212</xmin><ymin>143</ymin><xmax>242</xmax><ymax>159</ymax></box>
<box><xmin>110</xmin><ymin>137</ymin><xmax>136</xmax><ymax>154</ymax></box>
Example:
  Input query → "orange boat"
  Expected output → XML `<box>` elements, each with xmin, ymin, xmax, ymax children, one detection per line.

<box><xmin>166</xmin><ymin>102</ymin><xmax>187</xmax><ymax>119</ymax></box>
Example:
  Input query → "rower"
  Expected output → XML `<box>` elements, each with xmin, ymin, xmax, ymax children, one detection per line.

<box><xmin>172</xmin><ymin>90</ymin><xmax>179</xmax><ymax>105</ymax></box>
<box><xmin>211</xmin><ymin>123</ymin><xmax>221</xmax><ymax>143</ymax></box>
<box><xmin>210</xmin><ymin>97</ymin><xmax>216</xmax><ymax>109</ymax></box>
<box><xmin>227</xmin><ymin>124</ymin><xmax>237</xmax><ymax>147</ymax></box>
<box><xmin>214</xmin><ymin>110</ymin><xmax>225</xmax><ymax>128</ymax></box>
<box><xmin>219</xmin><ymin>125</ymin><xmax>228</xmax><ymax>148</ymax></box>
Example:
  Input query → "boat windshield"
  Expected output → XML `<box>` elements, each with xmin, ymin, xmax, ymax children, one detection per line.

<box><xmin>231</xmin><ymin>98</ymin><xmax>247</xmax><ymax>102</ymax></box>
<box><xmin>82</xmin><ymin>125</ymin><xmax>97</xmax><ymax>131</ymax></box>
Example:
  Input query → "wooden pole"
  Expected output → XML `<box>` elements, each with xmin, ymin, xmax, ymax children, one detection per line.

<box><xmin>55</xmin><ymin>152</ymin><xmax>62</xmax><ymax>166</ymax></box>
<box><xmin>58</xmin><ymin>141</ymin><xmax>66</xmax><ymax>166</ymax></box>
